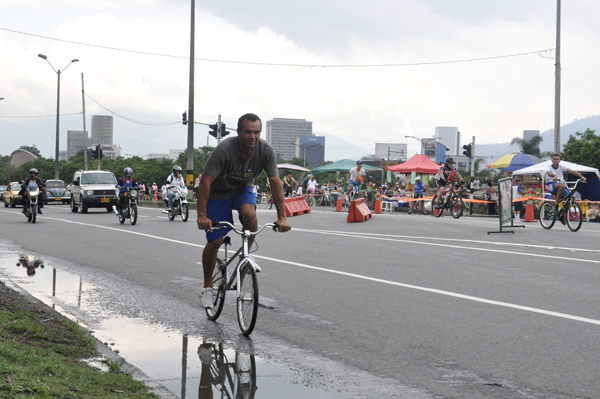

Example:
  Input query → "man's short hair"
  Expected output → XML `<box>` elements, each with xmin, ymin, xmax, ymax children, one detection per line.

<box><xmin>552</xmin><ymin>153</ymin><xmax>561</xmax><ymax>159</ymax></box>
<box><xmin>237</xmin><ymin>113</ymin><xmax>262</xmax><ymax>130</ymax></box>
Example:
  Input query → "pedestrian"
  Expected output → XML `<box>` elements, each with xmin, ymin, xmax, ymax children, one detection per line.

<box><xmin>472</xmin><ymin>176</ymin><xmax>481</xmax><ymax>191</ymax></box>
<box><xmin>486</xmin><ymin>176</ymin><xmax>498</xmax><ymax>215</ymax></box>
<box><xmin>587</xmin><ymin>203</ymin><xmax>599</xmax><ymax>223</ymax></box>
<box><xmin>306</xmin><ymin>175</ymin><xmax>317</xmax><ymax>206</ymax></box>
<box><xmin>512</xmin><ymin>177</ymin><xmax>524</xmax><ymax>220</ymax></box>
<box><xmin>408</xmin><ymin>176</ymin><xmax>425</xmax><ymax>215</ymax></box>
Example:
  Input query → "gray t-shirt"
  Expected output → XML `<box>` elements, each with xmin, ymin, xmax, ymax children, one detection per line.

<box><xmin>204</xmin><ymin>137</ymin><xmax>279</xmax><ymax>200</ymax></box>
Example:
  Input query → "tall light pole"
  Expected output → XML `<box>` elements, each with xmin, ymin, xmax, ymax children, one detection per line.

<box><xmin>553</xmin><ymin>0</ymin><xmax>562</xmax><ymax>154</ymax></box>
<box><xmin>405</xmin><ymin>135</ymin><xmax>424</xmax><ymax>155</ymax></box>
<box><xmin>38</xmin><ymin>54</ymin><xmax>79</xmax><ymax>180</ymax></box>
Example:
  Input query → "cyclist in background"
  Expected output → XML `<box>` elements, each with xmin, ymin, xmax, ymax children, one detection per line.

<box><xmin>347</xmin><ymin>160</ymin><xmax>366</xmax><ymax>197</ymax></box>
<box><xmin>434</xmin><ymin>157</ymin><xmax>464</xmax><ymax>208</ymax></box>
<box><xmin>282</xmin><ymin>171</ymin><xmax>297</xmax><ymax>198</ymax></box>
<box><xmin>545</xmin><ymin>153</ymin><xmax>586</xmax><ymax>208</ymax></box>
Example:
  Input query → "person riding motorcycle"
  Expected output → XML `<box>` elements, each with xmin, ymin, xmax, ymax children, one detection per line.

<box><xmin>166</xmin><ymin>165</ymin><xmax>187</xmax><ymax>212</ymax></box>
<box><xmin>19</xmin><ymin>168</ymin><xmax>45</xmax><ymax>215</ymax></box>
<box><xmin>114</xmin><ymin>167</ymin><xmax>138</xmax><ymax>215</ymax></box>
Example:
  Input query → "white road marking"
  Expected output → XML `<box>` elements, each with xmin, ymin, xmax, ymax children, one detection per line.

<box><xmin>4</xmin><ymin>210</ymin><xmax>599</xmax><ymax>326</ymax></box>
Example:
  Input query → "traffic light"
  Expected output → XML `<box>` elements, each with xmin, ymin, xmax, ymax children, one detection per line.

<box><xmin>463</xmin><ymin>144</ymin><xmax>472</xmax><ymax>158</ymax></box>
<box><xmin>220</xmin><ymin>123</ymin><xmax>229</xmax><ymax>137</ymax></box>
<box><xmin>90</xmin><ymin>145</ymin><xmax>98</xmax><ymax>160</ymax></box>
<box><xmin>98</xmin><ymin>147</ymin><xmax>103</xmax><ymax>160</ymax></box>
<box><xmin>209</xmin><ymin>124</ymin><xmax>218</xmax><ymax>138</ymax></box>
<box><xmin>182</xmin><ymin>111</ymin><xmax>187</xmax><ymax>125</ymax></box>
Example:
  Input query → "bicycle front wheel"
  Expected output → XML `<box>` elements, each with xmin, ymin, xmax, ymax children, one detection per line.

<box><xmin>267</xmin><ymin>195</ymin><xmax>273</xmax><ymax>210</ymax></box>
<box><xmin>451</xmin><ymin>196</ymin><xmax>464</xmax><ymax>219</ymax></box>
<box><xmin>565</xmin><ymin>201</ymin><xmax>583</xmax><ymax>232</ymax></box>
<box><xmin>206</xmin><ymin>260</ymin><xmax>227</xmax><ymax>321</ymax></box>
<box><xmin>539</xmin><ymin>202</ymin><xmax>556</xmax><ymax>229</ymax></box>
<box><xmin>237</xmin><ymin>262</ymin><xmax>259</xmax><ymax>336</ymax></box>
<box><xmin>235</xmin><ymin>351</ymin><xmax>257</xmax><ymax>398</ymax></box>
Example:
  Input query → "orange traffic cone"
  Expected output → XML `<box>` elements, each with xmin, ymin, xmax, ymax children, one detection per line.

<box><xmin>523</xmin><ymin>199</ymin><xmax>535</xmax><ymax>222</ymax></box>
<box><xmin>374</xmin><ymin>193</ymin><xmax>382</xmax><ymax>214</ymax></box>
<box><xmin>153</xmin><ymin>192</ymin><xmax>158</xmax><ymax>201</ymax></box>
<box><xmin>336</xmin><ymin>196</ymin><xmax>343</xmax><ymax>212</ymax></box>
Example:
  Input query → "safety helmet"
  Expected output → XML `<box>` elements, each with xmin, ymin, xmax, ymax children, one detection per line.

<box><xmin>123</xmin><ymin>167</ymin><xmax>133</xmax><ymax>178</ymax></box>
<box><xmin>173</xmin><ymin>165</ymin><xmax>182</xmax><ymax>173</ymax></box>
<box><xmin>357</xmin><ymin>160</ymin><xmax>363</xmax><ymax>164</ymax></box>
<box><xmin>29</xmin><ymin>168</ymin><xmax>38</xmax><ymax>177</ymax></box>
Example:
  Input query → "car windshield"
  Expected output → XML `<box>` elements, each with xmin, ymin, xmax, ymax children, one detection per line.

<box><xmin>12</xmin><ymin>183</ymin><xmax>20</xmax><ymax>191</ymax></box>
<box><xmin>46</xmin><ymin>181</ymin><xmax>65</xmax><ymax>189</ymax></box>
<box><xmin>81</xmin><ymin>173</ymin><xmax>117</xmax><ymax>185</ymax></box>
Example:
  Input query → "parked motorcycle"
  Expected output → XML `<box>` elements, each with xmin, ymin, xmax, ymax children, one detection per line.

<box><xmin>162</xmin><ymin>185</ymin><xmax>189</xmax><ymax>222</ymax></box>
<box><xmin>112</xmin><ymin>186</ymin><xmax>138</xmax><ymax>225</ymax></box>
<box><xmin>23</xmin><ymin>186</ymin><xmax>41</xmax><ymax>224</ymax></box>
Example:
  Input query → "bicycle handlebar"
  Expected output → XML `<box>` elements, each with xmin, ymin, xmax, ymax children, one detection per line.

<box><xmin>211</xmin><ymin>221</ymin><xmax>282</xmax><ymax>234</ymax></box>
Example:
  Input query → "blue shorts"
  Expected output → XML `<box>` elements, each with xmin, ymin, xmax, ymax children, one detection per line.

<box><xmin>205</xmin><ymin>186</ymin><xmax>256</xmax><ymax>242</ymax></box>
<box><xmin>348</xmin><ymin>180</ymin><xmax>361</xmax><ymax>191</ymax></box>
<box><xmin>545</xmin><ymin>181</ymin><xmax>569</xmax><ymax>197</ymax></box>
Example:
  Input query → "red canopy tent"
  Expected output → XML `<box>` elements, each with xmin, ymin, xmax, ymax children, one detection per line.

<box><xmin>386</xmin><ymin>154</ymin><xmax>440</xmax><ymax>174</ymax></box>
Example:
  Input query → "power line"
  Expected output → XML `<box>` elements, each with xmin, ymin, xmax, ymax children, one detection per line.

<box><xmin>2</xmin><ymin>27</ymin><xmax>553</xmax><ymax>68</ymax></box>
<box><xmin>84</xmin><ymin>93</ymin><xmax>181</xmax><ymax>126</ymax></box>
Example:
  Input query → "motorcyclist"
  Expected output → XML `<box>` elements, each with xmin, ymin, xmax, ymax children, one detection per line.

<box><xmin>19</xmin><ymin>168</ymin><xmax>45</xmax><ymax>215</ymax></box>
<box><xmin>114</xmin><ymin>167</ymin><xmax>138</xmax><ymax>215</ymax></box>
<box><xmin>166</xmin><ymin>165</ymin><xmax>187</xmax><ymax>212</ymax></box>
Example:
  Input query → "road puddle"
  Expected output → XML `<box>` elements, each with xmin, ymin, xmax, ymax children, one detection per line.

<box><xmin>0</xmin><ymin>250</ymin><xmax>346</xmax><ymax>399</ymax></box>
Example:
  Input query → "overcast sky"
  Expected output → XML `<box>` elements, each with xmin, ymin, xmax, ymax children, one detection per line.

<box><xmin>1</xmin><ymin>0</ymin><xmax>599</xmax><ymax>160</ymax></box>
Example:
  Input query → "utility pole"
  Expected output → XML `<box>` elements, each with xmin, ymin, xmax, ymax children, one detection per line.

<box><xmin>185</xmin><ymin>0</ymin><xmax>196</xmax><ymax>191</ymax></box>
<box><xmin>471</xmin><ymin>135</ymin><xmax>475</xmax><ymax>177</ymax></box>
<box><xmin>81</xmin><ymin>73</ymin><xmax>88</xmax><ymax>171</ymax></box>
<box><xmin>554</xmin><ymin>0</ymin><xmax>561</xmax><ymax>154</ymax></box>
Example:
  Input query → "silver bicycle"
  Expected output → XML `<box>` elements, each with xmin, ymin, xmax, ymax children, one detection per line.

<box><xmin>205</xmin><ymin>221</ymin><xmax>281</xmax><ymax>336</ymax></box>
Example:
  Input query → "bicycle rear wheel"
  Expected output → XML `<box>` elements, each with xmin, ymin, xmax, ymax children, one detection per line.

<box><xmin>431</xmin><ymin>197</ymin><xmax>443</xmax><ymax>218</ymax></box>
<box><xmin>235</xmin><ymin>351</ymin><xmax>257</xmax><ymax>398</ymax></box>
<box><xmin>565</xmin><ymin>200</ymin><xmax>583</xmax><ymax>232</ymax></box>
<box><xmin>451</xmin><ymin>196</ymin><xmax>464</xmax><ymax>219</ymax></box>
<box><xmin>539</xmin><ymin>202</ymin><xmax>556</xmax><ymax>229</ymax></box>
<box><xmin>237</xmin><ymin>262</ymin><xmax>259</xmax><ymax>336</ymax></box>
<box><xmin>206</xmin><ymin>259</ymin><xmax>227</xmax><ymax>321</ymax></box>
<box><xmin>342</xmin><ymin>195</ymin><xmax>350</xmax><ymax>212</ymax></box>
<box><xmin>267</xmin><ymin>195</ymin><xmax>273</xmax><ymax>209</ymax></box>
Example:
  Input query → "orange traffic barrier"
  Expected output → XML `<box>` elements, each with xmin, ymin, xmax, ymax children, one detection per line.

<box><xmin>523</xmin><ymin>198</ymin><xmax>535</xmax><ymax>222</ymax></box>
<box><xmin>347</xmin><ymin>198</ymin><xmax>373</xmax><ymax>223</ymax></box>
<box><xmin>284</xmin><ymin>196</ymin><xmax>311</xmax><ymax>217</ymax></box>
<box><xmin>374</xmin><ymin>194</ymin><xmax>382</xmax><ymax>214</ymax></box>
<box><xmin>336</xmin><ymin>197</ymin><xmax>343</xmax><ymax>212</ymax></box>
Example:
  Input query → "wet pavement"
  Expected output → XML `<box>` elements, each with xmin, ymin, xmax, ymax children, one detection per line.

<box><xmin>0</xmin><ymin>240</ymin><xmax>421</xmax><ymax>399</ymax></box>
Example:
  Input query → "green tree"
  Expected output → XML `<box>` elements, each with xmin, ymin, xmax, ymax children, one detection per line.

<box><xmin>18</xmin><ymin>145</ymin><xmax>42</xmax><ymax>158</ymax></box>
<box><xmin>561</xmin><ymin>128</ymin><xmax>600</xmax><ymax>170</ymax></box>
<box><xmin>510</xmin><ymin>136</ymin><xmax>543</xmax><ymax>157</ymax></box>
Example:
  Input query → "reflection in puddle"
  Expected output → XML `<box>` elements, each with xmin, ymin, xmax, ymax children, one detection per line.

<box><xmin>0</xmin><ymin>254</ymin><xmax>344</xmax><ymax>399</ymax></box>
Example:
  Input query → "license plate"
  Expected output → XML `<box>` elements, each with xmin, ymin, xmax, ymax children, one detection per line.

<box><xmin>55</xmin><ymin>197</ymin><xmax>61</xmax><ymax>201</ymax></box>
<box><xmin>101</xmin><ymin>198</ymin><xmax>109</xmax><ymax>203</ymax></box>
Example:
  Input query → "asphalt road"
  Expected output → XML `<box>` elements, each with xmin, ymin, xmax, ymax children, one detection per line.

<box><xmin>1</xmin><ymin>202</ymin><xmax>599</xmax><ymax>399</ymax></box>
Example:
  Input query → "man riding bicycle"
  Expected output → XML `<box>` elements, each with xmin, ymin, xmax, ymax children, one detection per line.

<box><xmin>545</xmin><ymin>154</ymin><xmax>586</xmax><ymax>209</ymax></box>
<box><xmin>347</xmin><ymin>160</ymin><xmax>366</xmax><ymax>197</ymax></box>
<box><xmin>434</xmin><ymin>157</ymin><xmax>464</xmax><ymax>207</ymax></box>
<box><xmin>196</xmin><ymin>113</ymin><xmax>291</xmax><ymax>309</ymax></box>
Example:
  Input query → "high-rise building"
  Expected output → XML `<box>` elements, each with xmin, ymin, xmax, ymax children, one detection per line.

<box><xmin>265</xmin><ymin>118</ymin><xmax>313</xmax><ymax>160</ymax></box>
<box><xmin>91</xmin><ymin>115</ymin><xmax>113</xmax><ymax>146</ymax></box>
<box><xmin>67</xmin><ymin>130</ymin><xmax>89</xmax><ymax>160</ymax></box>
<box><xmin>375</xmin><ymin>143</ymin><xmax>408</xmax><ymax>163</ymax></box>
<box><xmin>296</xmin><ymin>136</ymin><xmax>325</xmax><ymax>168</ymax></box>
<box><xmin>435</xmin><ymin>126</ymin><xmax>460</xmax><ymax>156</ymax></box>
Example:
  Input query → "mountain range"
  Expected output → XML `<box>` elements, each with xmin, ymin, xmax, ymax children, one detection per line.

<box><xmin>475</xmin><ymin>114</ymin><xmax>600</xmax><ymax>158</ymax></box>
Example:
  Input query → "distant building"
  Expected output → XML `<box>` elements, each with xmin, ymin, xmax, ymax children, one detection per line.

<box><xmin>296</xmin><ymin>136</ymin><xmax>325</xmax><ymax>168</ymax></box>
<box><xmin>91</xmin><ymin>115</ymin><xmax>113</xmax><ymax>146</ymax></box>
<box><xmin>147</xmin><ymin>149</ymin><xmax>184</xmax><ymax>161</ymax></box>
<box><xmin>265</xmin><ymin>118</ymin><xmax>313</xmax><ymax>160</ymax></box>
<box><xmin>523</xmin><ymin>130</ymin><xmax>541</xmax><ymax>152</ymax></box>
<box><xmin>67</xmin><ymin>130</ymin><xmax>89</xmax><ymax>160</ymax></box>
<box><xmin>435</xmin><ymin>126</ymin><xmax>460</xmax><ymax>156</ymax></box>
<box><xmin>375</xmin><ymin>143</ymin><xmax>407</xmax><ymax>163</ymax></box>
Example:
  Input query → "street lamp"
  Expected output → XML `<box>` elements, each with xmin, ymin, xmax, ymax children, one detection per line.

<box><xmin>291</xmin><ymin>142</ymin><xmax>323</xmax><ymax>168</ymax></box>
<box><xmin>38</xmin><ymin>54</ymin><xmax>79</xmax><ymax>180</ymax></box>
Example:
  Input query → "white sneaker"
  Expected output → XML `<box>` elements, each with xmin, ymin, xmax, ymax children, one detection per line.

<box><xmin>199</xmin><ymin>287</ymin><xmax>214</xmax><ymax>309</ymax></box>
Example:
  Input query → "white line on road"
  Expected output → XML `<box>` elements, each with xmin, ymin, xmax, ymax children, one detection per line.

<box><xmin>8</xmin><ymin>211</ymin><xmax>600</xmax><ymax>326</ymax></box>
